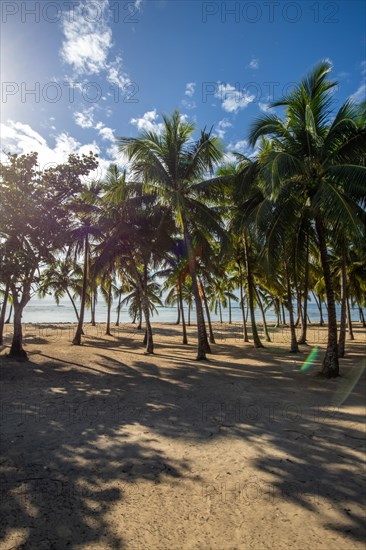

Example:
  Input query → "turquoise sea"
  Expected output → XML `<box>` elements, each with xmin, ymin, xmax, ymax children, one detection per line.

<box><xmin>9</xmin><ymin>295</ymin><xmax>364</xmax><ymax>325</ymax></box>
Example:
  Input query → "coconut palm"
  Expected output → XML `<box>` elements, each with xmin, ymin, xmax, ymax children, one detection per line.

<box><xmin>70</xmin><ymin>183</ymin><xmax>102</xmax><ymax>345</ymax></box>
<box><xmin>161</xmin><ymin>240</ymin><xmax>190</xmax><ymax>344</ymax></box>
<box><xmin>95</xmin><ymin>164</ymin><xmax>174</xmax><ymax>353</ymax></box>
<box><xmin>118</xmin><ymin>110</ymin><xmax>227</xmax><ymax>360</ymax></box>
<box><xmin>121</xmin><ymin>274</ymin><xmax>163</xmax><ymax>325</ymax></box>
<box><xmin>248</xmin><ymin>61</ymin><xmax>366</xmax><ymax>376</ymax></box>
<box><xmin>38</xmin><ymin>258</ymin><xmax>83</xmax><ymax>322</ymax></box>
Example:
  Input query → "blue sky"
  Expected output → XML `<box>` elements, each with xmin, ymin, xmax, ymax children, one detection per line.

<box><xmin>1</xmin><ymin>0</ymin><xmax>365</xmax><ymax>176</ymax></box>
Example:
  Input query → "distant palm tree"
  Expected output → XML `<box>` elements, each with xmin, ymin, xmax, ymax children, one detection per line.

<box><xmin>38</xmin><ymin>258</ymin><xmax>83</xmax><ymax>322</ymax></box>
<box><xmin>207</xmin><ymin>276</ymin><xmax>238</xmax><ymax>324</ymax></box>
<box><xmin>69</xmin><ymin>183</ymin><xmax>102</xmax><ymax>345</ymax></box>
<box><xmin>121</xmin><ymin>274</ymin><xmax>163</xmax><ymax>328</ymax></box>
<box><xmin>161</xmin><ymin>240</ymin><xmax>190</xmax><ymax>344</ymax></box>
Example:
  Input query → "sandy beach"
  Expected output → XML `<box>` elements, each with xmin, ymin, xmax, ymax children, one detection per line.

<box><xmin>0</xmin><ymin>322</ymin><xmax>365</xmax><ymax>549</ymax></box>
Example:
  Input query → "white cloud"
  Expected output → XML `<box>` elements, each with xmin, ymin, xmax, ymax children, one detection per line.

<box><xmin>215</xmin><ymin>83</ymin><xmax>255</xmax><ymax>113</ymax></box>
<box><xmin>107</xmin><ymin>56</ymin><xmax>132</xmax><ymax>90</ymax></box>
<box><xmin>134</xmin><ymin>0</ymin><xmax>143</xmax><ymax>10</ymax></box>
<box><xmin>94</xmin><ymin>121</ymin><xmax>116</xmax><ymax>142</ymax></box>
<box><xmin>0</xmin><ymin>119</ymin><xmax>132</xmax><ymax>184</ymax></box>
<box><xmin>98</xmin><ymin>126</ymin><xmax>115</xmax><ymax>141</ymax></box>
<box><xmin>130</xmin><ymin>109</ymin><xmax>164</xmax><ymax>134</ymax></box>
<box><xmin>352</xmin><ymin>84</ymin><xmax>366</xmax><ymax>103</ymax></box>
<box><xmin>0</xmin><ymin>120</ymin><xmax>104</xmax><ymax>179</ymax></box>
<box><xmin>214</xmin><ymin>118</ymin><xmax>232</xmax><ymax>139</ymax></box>
<box><xmin>60</xmin><ymin>0</ymin><xmax>133</xmax><ymax>95</ymax></box>
<box><xmin>1</xmin><ymin>121</ymin><xmax>48</xmax><ymax>150</ymax></box>
<box><xmin>73</xmin><ymin>107</ymin><xmax>95</xmax><ymax>128</ymax></box>
<box><xmin>225</xmin><ymin>140</ymin><xmax>258</xmax><ymax>162</ymax></box>
<box><xmin>185</xmin><ymin>82</ymin><xmax>196</xmax><ymax>97</ymax></box>
<box><xmin>53</xmin><ymin>133</ymin><xmax>81</xmax><ymax>157</ymax></box>
<box><xmin>106</xmin><ymin>143</ymin><xmax>120</xmax><ymax>159</ymax></box>
<box><xmin>258</xmin><ymin>102</ymin><xmax>273</xmax><ymax>112</ymax></box>
<box><xmin>181</xmin><ymin>99</ymin><xmax>196</xmax><ymax>110</ymax></box>
<box><xmin>223</xmin><ymin>151</ymin><xmax>237</xmax><ymax>164</ymax></box>
<box><xmin>227</xmin><ymin>139</ymin><xmax>248</xmax><ymax>153</ymax></box>
<box><xmin>60</xmin><ymin>0</ymin><xmax>112</xmax><ymax>75</ymax></box>
<box><xmin>249</xmin><ymin>58</ymin><xmax>259</xmax><ymax>70</ymax></box>
<box><xmin>351</xmin><ymin>61</ymin><xmax>366</xmax><ymax>103</ymax></box>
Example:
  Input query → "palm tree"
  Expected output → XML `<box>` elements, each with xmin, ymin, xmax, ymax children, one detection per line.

<box><xmin>181</xmin><ymin>279</ymin><xmax>194</xmax><ymax>326</ymax></box>
<box><xmin>70</xmin><ymin>184</ymin><xmax>102</xmax><ymax>345</ymax></box>
<box><xmin>95</xmin><ymin>164</ymin><xmax>174</xmax><ymax>353</ymax></box>
<box><xmin>161</xmin><ymin>240</ymin><xmax>190</xmax><ymax>344</ymax></box>
<box><xmin>248</xmin><ymin>61</ymin><xmax>366</xmax><ymax>377</ymax></box>
<box><xmin>226</xmin><ymin>156</ymin><xmax>266</xmax><ymax>348</ymax></box>
<box><xmin>99</xmin><ymin>265</ymin><xmax>117</xmax><ymax>336</ymax></box>
<box><xmin>120</xmin><ymin>273</ymin><xmax>163</xmax><ymax>332</ymax></box>
<box><xmin>207</xmin><ymin>275</ymin><xmax>238</xmax><ymax>324</ymax></box>
<box><xmin>118</xmin><ymin>110</ymin><xmax>227</xmax><ymax>360</ymax></box>
<box><xmin>38</xmin><ymin>258</ymin><xmax>83</xmax><ymax>322</ymax></box>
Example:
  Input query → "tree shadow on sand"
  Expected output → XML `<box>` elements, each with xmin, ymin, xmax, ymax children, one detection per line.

<box><xmin>0</xmin><ymin>331</ymin><xmax>365</xmax><ymax>548</ymax></box>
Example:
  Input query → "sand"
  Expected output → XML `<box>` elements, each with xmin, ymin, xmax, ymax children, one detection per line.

<box><xmin>0</xmin><ymin>321</ymin><xmax>365</xmax><ymax>550</ymax></box>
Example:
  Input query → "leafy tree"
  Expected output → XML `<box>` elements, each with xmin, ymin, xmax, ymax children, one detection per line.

<box><xmin>0</xmin><ymin>152</ymin><xmax>98</xmax><ymax>357</ymax></box>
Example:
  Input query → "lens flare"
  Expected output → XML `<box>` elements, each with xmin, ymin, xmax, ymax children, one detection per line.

<box><xmin>331</xmin><ymin>360</ymin><xmax>366</xmax><ymax>408</ymax></box>
<box><xmin>300</xmin><ymin>346</ymin><xmax>319</xmax><ymax>372</ymax></box>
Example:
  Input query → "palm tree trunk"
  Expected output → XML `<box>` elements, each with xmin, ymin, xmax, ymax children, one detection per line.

<box><xmin>176</xmin><ymin>293</ymin><xmax>180</xmax><ymax>324</ymax></box>
<box><xmin>256</xmin><ymin>289</ymin><xmax>271</xmax><ymax>342</ymax></box>
<box><xmin>358</xmin><ymin>305</ymin><xmax>366</xmax><ymax>327</ymax></box>
<box><xmin>319</xmin><ymin>297</ymin><xmax>325</xmax><ymax>326</ymax></box>
<box><xmin>298</xmin><ymin>238</ymin><xmax>309</xmax><ymax>344</ymax></box>
<box><xmin>73</xmin><ymin>233</ymin><xmax>89</xmax><ymax>345</ymax></box>
<box><xmin>346</xmin><ymin>298</ymin><xmax>354</xmax><ymax>340</ymax></box>
<box><xmin>188</xmin><ymin>303</ymin><xmax>191</xmax><ymax>326</ymax></box>
<box><xmin>281</xmin><ymin>302</ymin><xmax>287</xmax><ymax>325</ymax></box>
<box><xmin>315</xmin><ymin>216</ymin><xmax>339</xmax><ymax>377</ymax></box>
<box><xmin>294</xmin><ymin>270</ymin><xmax>302</xmax><ymax>328</ymax></box>
<box><xmin>239</xmin><ymin>271</ymin><xmax>249</xmax><ymax>342</ymax></box>
<box><xmin>274</xmin><ymin>298</ymin><xmax>280</xmax><ymax>328</ymax></box>
<box><xmin>106</xmin><ymin>283</ymin><xmax>112</xmax><ymax>336</ymax></box>
<box><xmin>0</xmin><ymin>282</ymin><xmax>10</xmax><ymax>345</ymax></box>
<box><xmin>90</xmin><ymin>290</ymin><xmax>96</xmax><ymax>326</ymax></box>
<box><xmin>129</xmin><ymin>254</ymin><xmax>153</xmax><ymax>353</ymax></box>
<box><xmin>137</xmin><ymin>306</ymin><xmax>142</xmax><ymax>330</ymax></box>
<box><xmin>5</xmin><ymin>304</ymin><xmax>12</xmax><ymax>324</ymax></box>
<box><xmin>228</xmin><ymin>296</ymin><xmax>232</xmax><ymax>324</ymax></box>
<box><xmin>284</xmin><ymin>260</ymin><xmax>299</xmax><ymax>353</ymax></box>
<box><xmin>219</xmin><ymin>301</ymin><xmax>223</xmax><ymax>324</ymax></box>
<box><xmin>9</xmin><ymin>281</ymin><xmax>32</xmax><ymax>358</ymax></box>
<box><xmin>116</xmin><ymin>292</ymin><xmax>122</xmax><ymax>326</ymax></box>
<box><xmin>182</xmin><ymin>214</ymin><xmax>210</xmax><ymax>359</ymax></box>
<box><xmin>10</xmin><ymin>302</ymin><xmax>26</xmax><ymax>358</ymax></box>
<box><xmin>243</xmin><ymin>231</ymin><xmax>263</xmax><ymax>348</ymax></box>
<box><xmin>201</xmin><ymin>281</ymin><xmax>215</xmax><ymax>344</ymax></box>
<box><xmin>178</xmin><ymin>281</ymin><xmax>188</xmax><ymax>344</ymax></box>
<box><xmin>312</xmin><ymin>291</ymin><xmax>324</xmax><ymax>326</ymax></box>
<box><xmin>66</xmin><ymin>288</ymin><xmax>80</xmax><ymax>322</ymax></box>
<box><xmin>338</xmin><ymin>249</ymin><xmax>347</xmax><ymax>357</ymax></box>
